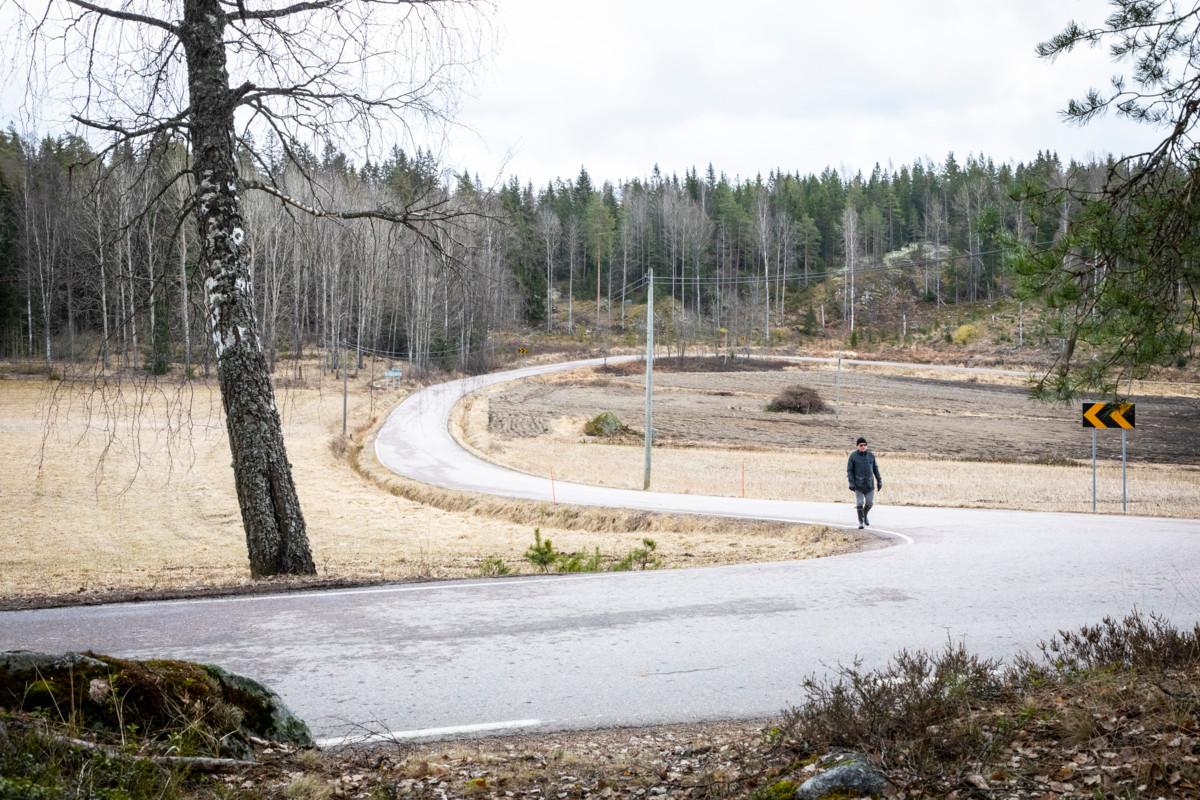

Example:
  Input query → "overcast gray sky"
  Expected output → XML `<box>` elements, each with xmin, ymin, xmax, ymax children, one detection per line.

<box><xmin>0</xmin><ymin>0</ymin><xmax>1165</xmax><ymax>187</ymax></box>
<box><xmin>439</xmin><ymin>0</ymin><xmax>1164</xmax><ymax>186</ymax></box>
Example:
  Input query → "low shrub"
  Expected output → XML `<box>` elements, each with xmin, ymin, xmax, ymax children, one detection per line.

<box><xmin>520</xmin><ymin>531</ymin><xmax>662</xmax><ymax>574</ymax></box>
<box><xmin>780</xmin><ymin>641</ymin><xmax>1003</xmax><ymax>772</ymax></box>
<box><xmin>613</xmin><ymin>538</ymin><xmax>661</xmax><ymax>571</ymax></box>
<box><xmin>765</xmin><ymin>385</ymin><xmax>828</xmax><ymax>414</ymax></box>
<box><xmin>951</xmin><ymin>323</ymin><xmax>981</xmax><ymax>345</ymax></box>
<box><xmin>0</xmin><ymin>721</ymin><xmax>190</xmax><ymax>800</ymax></box>
<box><xmin>583</xmin><ymin>411</ymin><xmax>626</xmax><ymax>437</ymax></box>
<box><xmin>772</xmin><ymin>611</ymin><xmax>1198</xmax><ymax>783</ymax></box>
<box><xmin>556</xmin><ymin>548</ymin><xmax>604</xmax><ymax>573</ymax></box>
<box><xmin>476</xmin><ymin>556</ymin><xmax>512</xmax><ymax>577</ymax></box>
<box><xmin>1025</xmin><ymin>611</ymin><xmax>1200</xmax><ymax>675</ymax></box>
<box><xmin>524</xmin><ymin>528</ymin><xmax>558</xmax><ymax>572</ymax></box>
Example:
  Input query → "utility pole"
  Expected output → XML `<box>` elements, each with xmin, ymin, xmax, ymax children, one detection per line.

<box><xmin>341</xmin><ymin>313</ymin><xmax>349</xmax><ymax>438</ymax></box>
<box><xmin>1122</xmin><ymin>428</ymin><xmax>1127</xmax><ymax>513</ymax></box>
<box><xmin>643</xmin><ymin>271</ymin><xmax>654</xmax><ymax>490</ymax></box>
<box><xmin>835</xmin><ymin>355</ymin><xmax>842</xmax><ymax>421</ymax></box>
<box><xmin>342</xmin><ymin>338</ymin><xmax>349</xmax><ymax>437</ymax></box>
<box><xmin>597</xmin><ymin>256</ymin><xmax>602</xmax><ymax>332</ymax></box>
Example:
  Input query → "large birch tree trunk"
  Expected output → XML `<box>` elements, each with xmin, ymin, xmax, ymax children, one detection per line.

<box><xmin>182</xmin><ymin>0</ymin><xmax>314</xmax><ymax>578</ymax></box>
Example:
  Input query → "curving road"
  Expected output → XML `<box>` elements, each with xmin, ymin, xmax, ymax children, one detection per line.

<box><xmin>2</xmin><ymin>357</ymin><xmax>1198</xmax><ymax>745</ymax></box>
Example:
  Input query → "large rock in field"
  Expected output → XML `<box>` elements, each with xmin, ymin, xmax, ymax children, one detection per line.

<box><xmin>794</xmin><ymin>751</ymin><xmax>889</xmax><ymax>799</ymax></box>
<box><xmin>0</xmin><ymin>650</ymin><xmax>312</xmax><ymax>757</ymax></box>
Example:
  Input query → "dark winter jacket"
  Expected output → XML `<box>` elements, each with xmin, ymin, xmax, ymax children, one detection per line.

<box><xmin>846</xmin><ymin>450</ymin><xmax>882</xmax><ymax>492</ymax></box>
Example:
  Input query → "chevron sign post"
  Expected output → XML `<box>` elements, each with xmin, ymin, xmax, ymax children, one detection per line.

<box><xmin>1082</xmin><ymin>402</ymin><xmax>1136</xmax><ymax>513</ymax></box>
<box><xmin>1081</xmin><ymin>402</ymin><xmax>1135</xmax><ymax>429</ymax></box>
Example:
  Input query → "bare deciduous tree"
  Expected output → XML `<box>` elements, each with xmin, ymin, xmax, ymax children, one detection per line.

<box><xmin>20</xmin><ymin>0</ymin><xmax>483</xmax><ymax>577</ymax></box>
<box><xmin>536</xmin><ymin>204</ymin><xmax>560</xmax><ymax>332</ymax></box>
<box><xmin>842</xmin><ymin>203</ymin><xmax>859</xmax><ymax>334</ymax></box>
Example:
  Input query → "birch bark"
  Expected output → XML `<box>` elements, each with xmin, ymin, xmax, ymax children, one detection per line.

<box><xmin>182</xmin><ymin>0</ymin><xmax>313</xmax><ymax>577</ymax></box>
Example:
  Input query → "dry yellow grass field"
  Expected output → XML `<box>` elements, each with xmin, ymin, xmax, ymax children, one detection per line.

<box><xmin>457</xmin><ymin>388</ymin><xmax>1200</xmax><ymax>517</ymax></box>
<box><xmin>6</xmin><ymin>353</ymin><xmax>1190</xmax><ymax>604</ymax></box>
<box><xmin>0</xmin><ymin>367</ymin><xmax>854</xmax><ymax>602</ymax></box>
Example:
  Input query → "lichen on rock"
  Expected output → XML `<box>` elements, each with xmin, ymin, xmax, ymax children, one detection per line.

<box><xmin>793</xmin><ymin>751</ymin><xmax>888</xmax><ymax>799</ymax></box>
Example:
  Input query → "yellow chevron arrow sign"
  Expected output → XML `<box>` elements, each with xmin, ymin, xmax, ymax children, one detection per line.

<box><xmin>1081</xmin><ymin>402</ymin><xmax>1136</xmax><ymax>429</ymax></box>
<box><xmin>1109</xmin><ymin>403</ymin><xmax>1134</xmax><ymax>429</ymax></box>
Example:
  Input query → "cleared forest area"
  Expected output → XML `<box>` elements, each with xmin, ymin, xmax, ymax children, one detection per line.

<box><xmin>465</xmin><ymin>363</ymin><xmax>1200</xmax><ymax>516</ymax></box>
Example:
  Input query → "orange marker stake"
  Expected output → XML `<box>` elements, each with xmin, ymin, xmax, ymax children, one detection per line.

<box><xmin>741</xmin><ymin>462</ymin><xmax>745</xmax><ymax>498</ymax></box>
<box><xmin>550</xmin><ymin>468</ymin><xmax>557</xmax><ymax>504</ymax></box>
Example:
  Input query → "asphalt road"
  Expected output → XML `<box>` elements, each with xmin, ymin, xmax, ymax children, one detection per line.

<box><xmin>2</xmin><ymin>356</ymin><xmax>1198</xmax><ymax>745</ymax></box>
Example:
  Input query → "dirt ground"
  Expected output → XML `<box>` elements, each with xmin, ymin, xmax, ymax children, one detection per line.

<box><xmin>0</xmin><ymin>363</ymin><xmax>855</xmax><ymax>606</ymax></box>
<box><xmin>466</xmin><ymin>361</ymin><xmax>1200</xmax><ymax>516</ymax></box>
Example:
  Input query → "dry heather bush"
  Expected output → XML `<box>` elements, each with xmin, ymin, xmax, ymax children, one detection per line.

<box><xmin>765</xmin><ymin>385</ymin><xmax>828</xmax><ymax>414</ymax></box>
<box><xmin>776</xmin><ymin>612</ymin><xmax>1199</xmax><ymax>778</ymax></box>
<box><xmin>1024</xmin><ymin>612</ymin><xmax>1200</xmax><ymax>675</ymax></box>
<box><xmin>780</xmin><ymin>642</ymin><xmax>1003</xmax><ymax>772</ymax></box>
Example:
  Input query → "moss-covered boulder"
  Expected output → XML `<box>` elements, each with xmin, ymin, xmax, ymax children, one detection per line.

<box><xmin>0</xmin><ymin>651</ymin><xmax>312</xmax><ymax>758</ymax></box>
<box><xmin>203</xmin><ymin>663</ymin><xmax>312</xmax><ymax>748</ymax></box>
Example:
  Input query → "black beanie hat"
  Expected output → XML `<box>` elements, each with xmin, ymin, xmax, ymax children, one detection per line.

<box><xmin>856</xmin><ymin>437</ymin><xmax>867</xmax><ymax>445</ymax></box>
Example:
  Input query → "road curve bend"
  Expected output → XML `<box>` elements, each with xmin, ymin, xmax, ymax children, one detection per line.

<box><xmin>2</xmin><ymin>357</ymin><xmax>1198</xmax><ymax>745</ymax></box>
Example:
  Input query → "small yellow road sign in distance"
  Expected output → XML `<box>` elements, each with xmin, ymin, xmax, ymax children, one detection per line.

<box><xmin>1081</xmin><ymin>402</ymin><xmax>1135</xmax><ymax>429</ymax></box>
<box><xmin>517</xmin><ymin>346</ymin><xmax>529</xmax><ymax>355</ymax></box>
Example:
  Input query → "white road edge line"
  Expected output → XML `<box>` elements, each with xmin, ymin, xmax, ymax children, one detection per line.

<box><xmin>315</xmin><ymin>718</ymin><xmax>541</xmax><ymax>748</ymax></box>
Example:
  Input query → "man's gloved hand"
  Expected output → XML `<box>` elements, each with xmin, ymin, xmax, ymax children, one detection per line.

<box><xmin>877</xmin><ymin>482</ymin><xmax>883</xmax><ymax>491</ymax></box>
<box><xmin>848</xmin><ymin>485</ymin><xmax>855</xmax><ymax>492</ymax></box>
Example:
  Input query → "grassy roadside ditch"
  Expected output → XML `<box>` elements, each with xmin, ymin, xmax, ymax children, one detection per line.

<box><xmin>2</xmin><ymin>612</ymin><xmax>1197</xmax><ymax>798</ymax></box>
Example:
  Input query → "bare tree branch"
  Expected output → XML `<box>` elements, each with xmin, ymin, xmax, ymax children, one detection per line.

<box><xmin>226</xmin><ymin>0</ymin><xmax>336</xmax><ymax>21</ymax></box>
<box><xmin>70</xmin><ymin>112</ymin><xmax>191</xmax><ymax>140</ymax></box>
<box><xmin>64</xmin><ymin>0</ymin><xmax>179</xmax><ymax>34</ymax></box>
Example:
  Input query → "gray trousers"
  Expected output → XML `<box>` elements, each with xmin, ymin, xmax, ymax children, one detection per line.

<box><xmin>854</xmin><ymin>489</ymin><xmax>875</xmax><ymax>513</ymax></box>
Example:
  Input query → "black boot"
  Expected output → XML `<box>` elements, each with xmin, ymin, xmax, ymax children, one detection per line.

<box><xmin>863</xmin><ymin>504</ymin><xmax>872</xmax><ymax>527</ymax></box>
<box><xmin>856</xmin><ymin>507</ymin><xmax>864</xmax><ymax>529</ymax></box>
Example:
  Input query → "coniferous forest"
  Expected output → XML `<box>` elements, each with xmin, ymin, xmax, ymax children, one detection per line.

<box><xmin>0</xmin><ymin>126</ymin><xmax>1113</xmax><ymax>376</ymax></box>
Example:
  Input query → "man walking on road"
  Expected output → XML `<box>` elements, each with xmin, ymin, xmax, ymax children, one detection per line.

<box><xmin>847</xmin><ymin>436</ymin><xmax>882</xmax><ymax>529</ymax></box>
